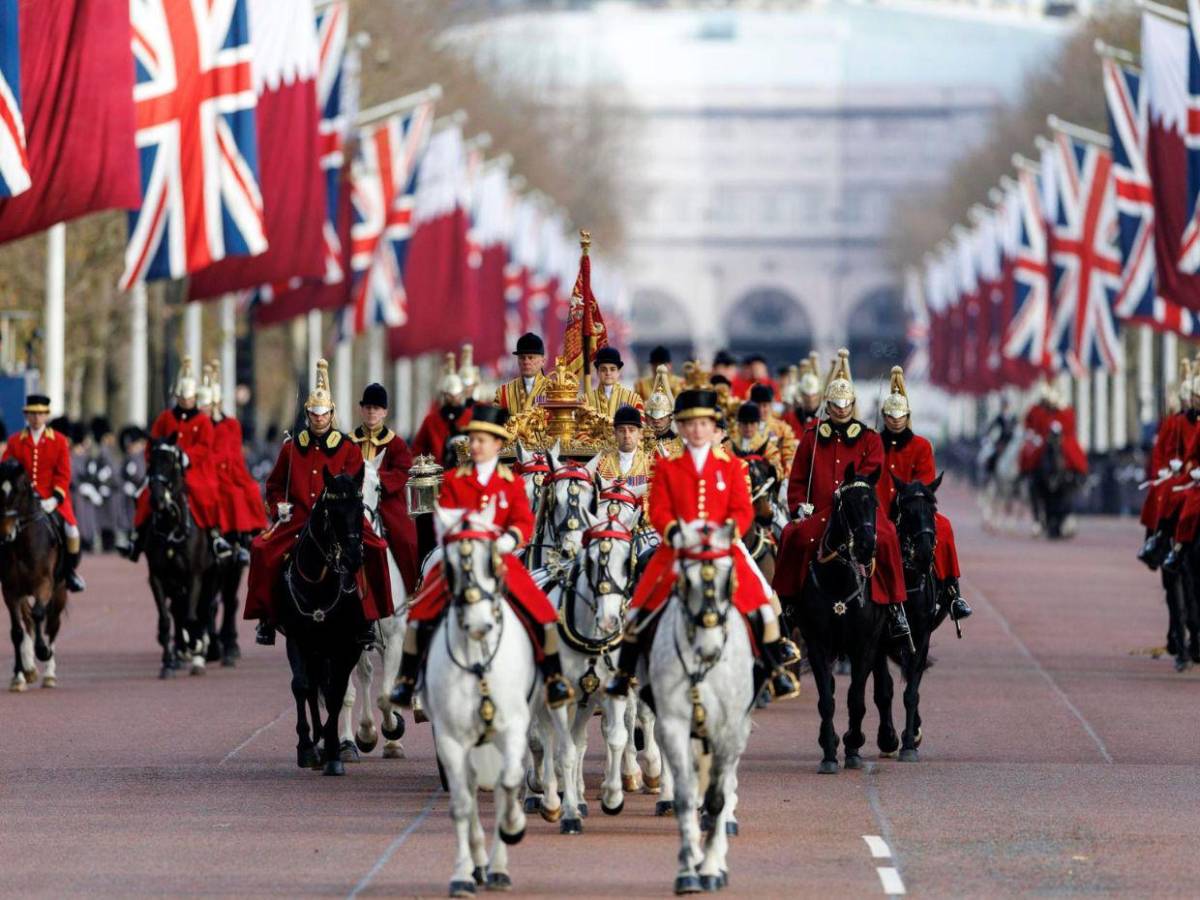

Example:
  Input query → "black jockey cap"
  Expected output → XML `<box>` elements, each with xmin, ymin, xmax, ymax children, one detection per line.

<box><xmin>90</xmin><ymin>416</ymin><xmax>113</xmax><ymax>443</ymax></box>
<box><xmin>23</xmin><ymin>393</ymin><xmax>50</xmax><ymax>414</ymax></box>
<box><xmin>465</xmin><ymin>403</ymin><xmax>511</xmax><ymax>440</ymax></box>
<box><xmin>749</xmin><ymin>384</ymin><xmax>774</xmax><ymax>403</ymax></box>
<box><xmin>613</xmin><ymin>404</ymin><xmax>642</xmax><ymax>428</ymax></box>
<box><xmin>594</xmin><ymin>346</ymin><xmax>623</xmax><ymax>369</ymax></box>
<box><xmin>713</xmin><ymin>349</ymin><xmax>736</xmax><ymax>367</ymax></box>
<box><xmin>514</xmin><ymin>332</ymin><xmax>545</xmax><ymax>356</ymax></box>
<box><xmin>710</xmin><ymin>373</ymin><xmax>731</xmax><ymax>388</ymax></box>
<box><xmin>360</xmin><ymin>382</ymin><xmax>388</xmax><ymax>408</ymax></box>
<box><xmin>737</xmin><ymin>402</ymin><xmax>762</xmax><ymax>425</ymax></box>
<box><xmin>649</xmin><ymin>345</ymin><xmax>671</xmax><ymax>366</ymax></box>
<box><xmin>674</xmin><ymin>388</ymin><xmax>719</xmax><ymax>421</ymax></box>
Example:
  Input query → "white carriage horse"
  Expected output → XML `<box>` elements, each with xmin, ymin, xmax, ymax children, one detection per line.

<box><xmin>425</xmin><ymin>504</ymin><xmax>580</xmax><ymax>896</ymax></box>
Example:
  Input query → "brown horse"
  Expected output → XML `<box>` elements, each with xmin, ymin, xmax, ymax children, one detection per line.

<box><xmin>0</xmin><ymin>458</ymin><xmax>68</xmax><ymax>691</ymax></box>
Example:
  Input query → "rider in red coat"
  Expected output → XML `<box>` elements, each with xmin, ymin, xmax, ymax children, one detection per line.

<box><xmin>774</xmin><ymin>349</ymin><xmax>909</xmax><ymax>638</ymax></box>
<box><xmin>389</xmin><ymin>404</ymin><xmax>575</xmax><ymax>711</ymax></box>
<box><xmin>604</xmin><ymin>388</ymin><xmax>802</xmax><ymax>702</ymax></box>
<box><xmin>1018</xmin><ymin>385</ymin><xmax>1088</xmax><ymax>477</ymax></box>
<box><xmin>350</xmin><ymin>382</ymin><xmax>419</xmax><ymax>594</ymax></box>
<box><xmin>127</xmin><ymin>357</ymin><xmax>232</xmax><ymax>563</ymax></box>
<box><xmin>2</xmin><ymin>393</ymin><xmax>85</xmax><ymax>591</ymax></box>
<box><xmin>245</xmin><ymin>360</ymin><xmax>392</xmax><ymax>648</ymax></box>
<box><xmin>412</xmin><ymin>355</ymin><xmax>471</xmax><ymax>467</ymax></box>
<box><xmin>1138</xmin><ymin>369</ymin><xmax>1198</xmax><ymax>563</ymax></box>
<box><xmin>875</xmin><ymin>366</ymin><xmax>972</xmax><ymax>622</ymax></box>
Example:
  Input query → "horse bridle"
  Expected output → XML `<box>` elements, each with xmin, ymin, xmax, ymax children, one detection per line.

<box><xmin>530</xmin><ymin>463</ymin><xmax>594</xmax><ymax>559</ymax></box>
<box><xmin>0</xmin><ymin>474</ymin><xmax>50</xmax><ymax>544</ymax></box>
<box><xmin>817</xmin><ymin>481</ymin><xmax>876</xmax><ymax>578</ymax></box>
<box><xmin>673</xmin><ymin>541</ymin><xmax>735</xmax><ymax>741</ymax></box>
<box><xmin>286</xmin><ymin>485</ymin><xmax>362</xmax><ymax>622</ymax></box>
<box><xmin>147</xmin><ymin>445</ymin><xmax>190</xmax><ymax>544</ymax></box>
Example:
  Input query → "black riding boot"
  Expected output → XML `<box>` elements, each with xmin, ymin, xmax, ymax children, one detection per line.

<box><xmin>747</xmin><ymin>610</ymin><xmax>801</xmax><ymax>701</ymax></box>
<box><xmin>1138</xmin><ymin>530</ymin><xmax>1162</xmax><ymax>569</ymax></box>
<box><xmin>389</xmin><ymin>622</ymin><xmax>434</xmax><ymax>708</ymax></box>
<box><xmin>1164</xmin><ymin>541</ymin><xmax>1186</xmax><ymax>574</ymax></box>
<box><xmin>255</xmin><ymin>620</ymin><xmax>276</xmax><ymax>646</ymax></box>
<box><xmin>234</xmin><ymin>532</ymin><xmax>251</xmax><ymax>566</ymax></box>
<box><xmin>943</xmin><ymin>578</ymin><xmax>972</xmax><ymax>620</ymax></box>
<box><xmin>539</xmin><ymin>626</ymin><xmax>575</xmax><ymax>709</ymax></box>
<box><xmin>65</xmin><ymin>550</ymin><xmax>86</xmax><ymax>592</ymax></box>
<box><xmin>889</xmin><ymin>603</ymin><xmax>911</xmax><ymax>640</ymax></box>
<box><xmin>605</xmin><ymin>613</ymin><xmax>647</xmax><ymax>697</ymax></box>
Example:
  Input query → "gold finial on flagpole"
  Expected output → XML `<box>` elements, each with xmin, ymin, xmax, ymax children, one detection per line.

<box><xmin>579</xmin><ymin>229</ymin><xmax>591</xmax><ymax>256</ymax></box>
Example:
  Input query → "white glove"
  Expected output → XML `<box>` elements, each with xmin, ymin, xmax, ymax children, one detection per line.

<box><xmin>496</xmin><ymin>533</ymin><xmax>517</xmax><ymax>555</ymax></box>
<box><xmin>794</xmin><ymin>503</ymin><xmax>814</xmax><ymax>521</ymax></box>
<box><xmin>670</xmin><ymin>527</ymin><xmax>685</xmax><ymax>549</ymax></box>
<box><xmin>180</xmin><ymin>450</ymin><xmax>191</xmax><ymax>469</ymax></box>
<box><xmin>1190</xmin><ymin>468</ymin><xmax>1200</xmax><ymax>482</ymax></box>
<box><xmin>1159</xmin><ymin>467</ymin><xmax>1172</xmax><ymax>480</ymax></box>
<box><xmin>1170</xmin><ymin>458</ymin><xmax>1183</xmax><ymax>473</ymax></box>
<box><xmin>79</xmin><ymin>483</ymin><xmax>103</xmax><ymax>507</ymax></box>
<box><xmin>40</xmin><ymin>497</ymin><xmax>58</xmax><ymax>514</ymax></box>
<box><xmin>276</xmin><ymin>502</ymin><xmax>293</xmax><ymax>523</ymax></box>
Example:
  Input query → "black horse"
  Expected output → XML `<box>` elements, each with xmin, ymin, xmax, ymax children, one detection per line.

<box><xmin>1029</xmin><ymin>427</ymin><xmax>1076</xmax><ymax>539</ymax></box>
<box><xmin>280</xmin><ymin>468</ymin><xmax>368</xmax><ymax>776</ymax></box>
<box><xmin>873</xmin><ymin>475</ymin><xmax>950</xmax><ymax>761</ymax></box>
<box><xmin>1167</xmin><ymin>546</ymin><xmax>1200</xmax><ymax>671</ymax></box>
<box><xmin>782</xmin><ymin>464</ymin><xmax>888</xmax><ymax>774</ymax></box>
<box><xmin>143</xmin><ymin>436</ymin><xmax>220</xmax><ymax>679</ymax></box>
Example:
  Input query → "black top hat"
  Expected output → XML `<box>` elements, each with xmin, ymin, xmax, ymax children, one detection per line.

<box><xmin>674</xmin><ymin>388</ymin><xmax>719</xmax><ymax>421</ymax></box>
<box><xmin>709</xmin><ymin>373</ymin><xmax>731</xmax><ymax>388</ymax></box>
<box><xmin>713</xmin><ymin>350</ymin><xmax>736</xmax><ymax>367</ymax></box>
<box><xmin>594</xmin><ymin>346</ymin><xmax>623</xmax><ymax>369</ymax></box>
<box><xmin>649</xmin><ymin>345</ymin><xmax>671</xmax><ymax>365</ymax></box>
<box><xmin>514</xmin><ymin>332</ymin><xmax>545</xmax><ymax>356</ymax></box>
<box><xmin>465</xmin><ymin>403</ymin><xmax>511</xmax><ymax>439</ymax></box>
<box><xmin>23</xmin><ymin>393</ymin><xmax>51</xmax><ymax>414</ymax></box>
<box><xmin>613</xmin><ymin>404</ymin><xmax>643</xmax><ymax>428</ymax></box>
<box><xmin>360</xmin><ymin>382</ymin><xmax>388</xmax><ymax>409</ymax></box>
<box><xmin>749</xmin><ymin>383</ymin><xmax>774</xmax><ymax>403</ymax></box>
<box><xmin>737</xmin><ymin>402</ymin><xmax>761</xmax><ymax>424</ymax></box>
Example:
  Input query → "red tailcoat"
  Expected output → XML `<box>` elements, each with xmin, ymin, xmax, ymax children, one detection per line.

<box><xmin>351</xmin><ymin>425</ymin><xmax>419</xmax><ymax>593</ymax></box>
<box><xmin>2</xmin><ymin>427</ymin><xmax>76</xmax><ymax>526</ymax></box>
<box><xmin>412</xmin><ymin>405</ymin><xmax>464</xmax><ymax>465</ymax></box>
<box><xmin>135</xmin><ymin>407</ymin><xmax>223</xmax><ymax>530</ymax></box>
<box><xmin>877</xmin><ymin>429</ymin><xmax>960</xmax><ymax>581</ymax></box>
<box><xmin>774</xmin><ymin>420</ymin><xmax>905</xmax><ymax>604</ymax></box>
<box><xmin>244</xmin><ymin>429</ymin><xmax>393</xmax><ymax>623</ymax></box>
<box><xmin>631</xmin><ymin>444</ymin><xmax>771</xmax><ymax>615</ymax></box>
<box><xmin>1144</xmin><ymin>414</ymin><xmax>1200</xmax><ymax>529</ymax></box>
<box><xmin>782</xmin><ymin>408</ymin><xmax>818</xmax><ymax>439</ymax></box>
<box><xmin>212</xmin><ymin>415</ymin><xmax>267</xmax><ymax>533</ymax></box>
<box><xmin>407</xmin><ymin>461</ymin><xmax>556</xmax><ymax>625</ymax></box>
<box><xmin>1018</xmin><ymin>403</ymin><xmax>1088</xmax><ymax>475</ymax></box>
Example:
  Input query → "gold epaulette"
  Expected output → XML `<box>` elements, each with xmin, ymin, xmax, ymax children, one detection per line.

<box><xmin>498</xmin><ymin>463</ymin><xmax>514</xmax><ymax>482</ymax></box>
<box><xmin>712</xmin><ymin>444</ymin><xmax>730</xmax><ymax>462</ymax></box>
<box><xmin>298</xmin><ymin>430</ymin><xmax>310</xmax><ymax>448</ymax></box>
<box><xmin>327</xmin><ymin>431</ymin><xmax>342</xmax><ymax>448</ymax></box>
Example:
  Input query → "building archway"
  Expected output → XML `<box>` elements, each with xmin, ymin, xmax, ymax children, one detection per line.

<box><xmin>846</xmin><ymin>286</ymin><xmax>907</xmax><ymax>380</ymax></box>
<box><xmin>630</xmin><ymin>288</ymin><xmax>694</xmax><ymax>369</ymax></box>
<box><xmin>722</xmin><ymin>287</ymin><xmax>813</xmax><ymax>372</ymax></box>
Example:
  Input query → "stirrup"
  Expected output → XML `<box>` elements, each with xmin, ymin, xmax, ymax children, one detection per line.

<box><xmin>66</xmin><ymin>571</ymin><xmax>86</xmax><ymax>593</ymax></box>
<box><xmin>544</xmin><ymin>673</ymin><xmax>575</xmax><ymax>709</ymax></box>
<box><xmin>255</xmin><ymin>621</ymin><xmax>276</xmax><ymax>646</ymax></box>
<box><xmin>212</xmin><ymin>535</ymin><xmax>233</xmax><ymax>561</ymax></box>
<box><xmin>769</xmin><ymin>668</ymin><xmax>802</xmax><ymax>700</ymax></box>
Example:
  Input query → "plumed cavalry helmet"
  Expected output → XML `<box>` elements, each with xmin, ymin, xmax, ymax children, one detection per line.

<box><xmin>208</xmin><ymin>358</ymin><xmax>223</xmax><ymax>408</ymax></box>
<box><xmin>797</xmin><ymin>350</ymin><xmax>822</xmax><ymax>397</ymax></box>
<box><xmin>882</xmin><ymin>365</ymin><xmax>911</xmax><ymax>420</ymax></box>
<box><xmin>823</xmin><ymin>348</ymin><xmax>855</xmax><ymax>410</ymax></box>
<box><xmin>174</xmin><ymin>355</ymin><xmax>197</xmax><ymax>400</ymax></box>
<box><xmin>196</xmin><ymin>362</ymin><xmax>215</xmax><ymax>408</ymax></box>
<box><xmin>305</xmin><ymin>358</ymin><xmax>334</xmax><ymax>416</ymax></box>
<box><xmin>458</xmin><ymin>343</ymin><xmax>479</xmax><ymax>392</ymax></box>
<box><xmin>439</xmin><ymin>351</ymin><xmax>465</xmax><ymax>399</ymax></box>
<box><xmin>644</xmin><ymin>364</ymin><xmax>675</xmax><ymax>419</ymax></box>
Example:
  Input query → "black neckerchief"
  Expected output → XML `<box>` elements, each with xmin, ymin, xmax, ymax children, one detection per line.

<box><xmin>882</xmin><ymin>427</ymin><xmax>914</xmax><ymax>450</ymax></box>
<box><xmin>173</xmin><ymin>405</ymin><xmax>199</xmax><ymax>422</ymax></box>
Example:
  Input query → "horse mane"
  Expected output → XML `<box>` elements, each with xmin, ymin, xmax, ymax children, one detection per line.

<box><xmin>0</xmin><ymin>458</ymin><xmax>35</xmax><ymax>511</ymax></box>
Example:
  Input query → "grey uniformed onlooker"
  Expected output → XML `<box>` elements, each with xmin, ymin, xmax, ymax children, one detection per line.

<box><xmin>115</xmin><ymin>425</ymin><xmax>148</xmax><ymax>553</ymax></box>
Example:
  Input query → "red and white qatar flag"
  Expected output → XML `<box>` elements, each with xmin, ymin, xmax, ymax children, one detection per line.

<box><xmin>469</xmin><ymin>162</ymin><xmax>514</xmax><ymax>366</ymax></box>
<box><xmin>188</xmin><ymin>0</ymin><xmax>325</xmax><ymax>300</ymax></box>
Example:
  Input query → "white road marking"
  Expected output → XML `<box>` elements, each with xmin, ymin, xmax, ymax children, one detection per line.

<box><xmin>877</xmin><ymin>866</ymin><xmax>906</xmax><ymax>895</ymax></box>
<box><xmin>348</xmin><ymin>788</ymin><xmax>440</xmax><ymax>899</ymax></box>
<box><xmin>863</xmin><ymin>835</ymin><xmax>891</xmax><ymax>858</ymax></box>
<box><xmin>219</xmin><ymin>707</ymin><xmax>289</xmax><ymax>766</ymax></box>
<box><xmin>963</xmin><ymin>576</ymin><xmax>1114</xmax><ymax>764</ymax></box>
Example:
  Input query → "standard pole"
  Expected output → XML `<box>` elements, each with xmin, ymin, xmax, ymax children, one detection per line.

<box><xmin>44</xmin><ymin>223</ymin><xmax>66</xmax><ymax>412</ymax></box>
<box><xmin>184</xmin><ymin>302</ymin><xmax>202</xmax><ymax>368</ymax></box>
<box><xmin>128</xmin><ymin>280</ymin><xmax>149</xmax><ymax>426</ymax></box>
<box><xmin>1138</xmin><ymin>327</ymin><xmax>1154</xmax><ymax>427</ymax></box>
<box><xmin>1163</xmin><ymin>332</ymin><xmax>1178</xmax><ymax>419</ymax></box>
<box><xmin>1093</xmin><ymin>371</ymin><xmax>1109</xmax><ymax>453</ymax></box>
<box><xmin>306</xmin><ymin>309</ymin><xmax>321</xmax><ymax>387</ymax></box>
<box><xmin>335</xmin><ymin>337</ymin><xmax>353</xmax><ymax>417</ymax></box>
<box><xmin>1076</xmin><ymin>373</ymin><xmax>1091</xmax><ymax>452</ymax></box>
<box><xmin>394</xmin><ymin>357</ymin><xmax>413</xmax><ymax>438</ymax></box>
<box><xmin>220</xmin><ymin>294</ymin><xmax>236</xmax><ymax>412</ymax></box>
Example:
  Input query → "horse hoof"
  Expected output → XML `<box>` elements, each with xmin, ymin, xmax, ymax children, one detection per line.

<box><xmin>41</xmin><ymin>676</ymin><xmax>56</xmax><ymax>689</ymax></box>
<box><xmin>699</xmin><ymin>874</ymin><xmax>721</xmax><ymax>893</ymax></box>
<box><xmin>159</xmin><ymin>666</ymin><xmax>175</xmax><ymax>680</ymax></box>
<box><xmin>899</xmin><ymin>748</ymin><xmax>919</xmax><ymax>763</ymax></box>
<box><xmin>381</xmin><ymin>716</ymin><xmax>406</xmax><ymax>741</ymax></box>
<box><xmin>622</xmin><ymin>773</ymin><xmax>641</xmax><ymax>793</ymax></box>
<box><xmin>355</xmin><ymin>732</ymin><xmax>379</xmax><ymax>755</ymax></box>
<box><xmin>655</xmin><ymin>800</ymin><xmax>675</xmax><ymax>817</ymax></box>
<box><xmin>719</xmin><ymin>871</ymin><xmax>729</xmax><ymax>888</ymax></box>
<box><xmin>643</xmin><ymin>773</ymin><xmax>661</xmax><ymax>794</ymax></box>
<box><xmin>472</xmin><ymin>866</ymin><xmax>486</xmax><ymax>886</ymax></box>
<box><xmin>9</xmin><ymin>678</ymin><xmax>25</xmax><ymax>693</ymax></box>
<box><xmin>879</xmin><ymin>749</ymin><xmax>898</xmax><ymax>760</ymax></box>
<box><xmin>601</xmin><ymin>799</ymin><xmax>624</xmax><ymax>816</ymax></box>
<box><xmin>523</xmin><ymin>796</ymin><xmax>542</xmax><ymax>814</ymax></box>
<box><xmin>844</xmin><ymin>754</ymin><xmax>863</xmax><ymax>770</ymax></box>
<box><xmin>486</xmin><ymin>872</ymin><xmax>513</xmax><ymax>892</ymax></box>
<box><xmin>559</xmin><ymin>817</ymin><xmax>583</xmax><ymax>835</ymax></box>
<box><xmin>540</xmin><ymin>803</ymin><xmax>563</xmax><ymax>824</ymax></box>
<box><xmin>1175</xmin><ymin>658</ymin><xmax>1190</xmax><ymax>673</ymax></box>
<box><xmin>725</xmin><ymin>821</ymin><xmax>738</xmax><ymax>837</ymax></box>
<box><xmin>23</xmin><ymin>669</ymin><xmax>37</xmax><ymax>684</ymax></box>
<box><xmin>449</xmin><ymin>880</ymin><xmax>476</xmax><ymax>897</ymax></box>
<box><xmin>339</xmin><ymin>740</ymin><xmax>360</xmax><ymax>763</ymax></box>
<box><xmin>818</xmin><ymin>760</ymin><xmax>839</xmax><ymax>775</ymax></box>
<box><xmin>221</xmin><ymin>654</ymin><xmax>237</xmax><ymax>668</ymax></box>
<box><xmin>674</xmin><ymin>874</ymin><xmax>702</xmax><ymax>895</ymax></box>
<box><xmin>382</xmin><ymin>743</ymin><xmax>404</xmax><ymax>759</ymax></box>
<box><xmin>498</xmin><ymin>826</ymin><xmax>525</xmax><ymax>846</ymax></box>
<box><xmin>189</xmin><ymin>662</ymin><xmax>205</xmax><ymax>676</ymax></box>
<box><xmin>322</xmin><ymin>759</ymin><xmax>345</xmax><ymax>776</ymax></box>
<box><xmin>297</xmin><ymin>747</ymin><xmax>320</xmax><ymax>769</ymax></box>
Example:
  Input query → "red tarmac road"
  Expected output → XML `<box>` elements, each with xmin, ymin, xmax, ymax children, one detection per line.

<box><xmin>2</xmin><ymin>483</ymin><xmax>1199</xmax><ymax>898</ymax></box>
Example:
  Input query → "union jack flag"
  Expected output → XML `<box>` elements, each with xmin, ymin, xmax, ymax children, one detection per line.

<box><xmin>1045</xmin><ymin>133</ymin><xmax>1122</xmax><ymax>375</ymax></box>
<box><xmin>1181</xmin><ymin>0</ymin><xmax>1200</xmax><ymax>273</ymax></box>
<box><xmin>0</xmin><ymin>0</ymin><xmax>28</xmax><ymax>198</ymax></box>
<box><xmin>1003</xmin><ymin>167</ymin><xmax>1051</xmax><ymax>370</ymax></box>
<box><xmin>315</xmin><ymin>1</ymin><xmax>347</xmax><ymax>286</ymax></box>
<box><xmin>1105</xmin><ymin>57</ymin><xmax>1198</xmax><ymax>335</ymax></box>
<box><xmin>121</xmin><ymin>0</ymin><xmax>265</xmax><ymax>289</ymax></box>
<box><xmin>338</xmin><ymin>103</ymin><xmax>434</xmax><ymax>337</ymax></box>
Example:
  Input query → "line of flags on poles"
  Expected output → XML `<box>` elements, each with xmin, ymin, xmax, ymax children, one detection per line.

<box><xmin>0</xmin><ymin>0</ymin><xmax>629</xmax><ymax>372</ymax></box>
<box><xmin>907</xmin><ymin>0</ymin><xmax>1200</xmax><ymax>396</ymax></box>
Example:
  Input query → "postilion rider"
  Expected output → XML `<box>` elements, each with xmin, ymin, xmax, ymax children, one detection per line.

<box><xmin>604</xmin><ymin>388</ymin><xmax>802</xmax><ymax>701</ymax></box>
<box><xmin>389</xmin><ymin>404</ymin><xmax>576</xmax><ymax>711</ymax></box>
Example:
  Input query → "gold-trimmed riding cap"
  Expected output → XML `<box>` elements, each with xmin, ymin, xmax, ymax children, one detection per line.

<box><xmin>465</xmin><ymin>403</ymin><xmax>511</xmax><ymax>439</ymax></box>
<box><xmin>674</xmin><ymin>388</ymin><xmax>720</xmax><ymax>422</ymax></box>
<box><xmin>22</xmin><ymin>393</ymin><xmax>51</xmax><ymax>414</ymax></box>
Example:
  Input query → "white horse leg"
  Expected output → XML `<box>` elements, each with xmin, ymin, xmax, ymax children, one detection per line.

<box><xmin>537</xmin><ymin>711</ymin><xmax>562</xmax><ymax>822</ymax></box>
<box><xmin>621</xmin><ymin>696</ymin><xmax>642</xmax><ymax>794</ymax></box>
<box><xmin>639</xmin><ymin>703</ymin><xmax>665</xmax><ymax>795</ymax></box>
<box><xmin>466</xmin><ymin>767</ymin><xmax>488</xmax><ymax>882</ymax></box>
<box><xmin>487</xmin><ymin>723</ymin><xmax>528</xmax><ymax>889</ymax></box>
<box><xmin>40</xmin><ymin>642</ymin><xmax>56</xmax><ymax>688</ymax></box>
<box><xmin>436</xmin><ymin>734</ymin><xmax>478</xmax><ymax>893</ymax></box>
<box><xmin>354</xmin><ymin>651</ymin><xmax>379</xmax><ymax>754</ymax></box>
<box><xmin>659</xmin><ymin>719</ymin><xmax>701</xmax><ymax>889</ymax></box>
<box><xmin>570</xmin><ymin>703</ymin><xmax>591</xmax><ymax>817</ymax></box>
<box><xmin>699</xmin><ymin>758</ymin><xmax>734</xmax><ymax>884</ymax></box>
<box><xmin>600</xmin><ymin>695</ymin><xmax>629</xmax><ymax>813</ymax></box>
<box><xmin>550</xmin><ymin>704</ymin><xmax>583</xmax><ymax>833</ymax></box>
<box><xmin>338</xmin><ymin>655</ymin><xmax>359</xmax><ymax>750</ymax></box>
<box><xmin>377</xmin><ymin>619</ymin><xmax>406</xmax><ymax>757</ymax></box>
<box><xmin>18</xmin><ymin>610</ymin><xmax>35</xmax><ymax>681</ymax></box>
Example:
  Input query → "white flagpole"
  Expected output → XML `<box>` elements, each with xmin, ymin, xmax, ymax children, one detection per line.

<box><xmin>184</xmin><ymin>302</ymin><xmax>202</xmax><ymax>370</ymax></box>
<box><xmin>307</xmin><ymin>310</ymin><xmax>322</xmax><ymax>389</ymax></box>
<box><xmin>220</xmin><ymin>294</ymin><xmax>237</xmax><ymax>413</ymax></box>
<box><xmin>335</xmin><ymin>337</ymin><xmax>353</xmax><ymax>419</ymax></box>
<box><xmin>1093</xmin><ymin>370</ymin><xmax>1109</xmax><ymax>453</ymax></box>
<box><xmin>1112</xmin><ymin>363</ymin><xmax>1128</xmax><ymax>449</ymax></box>
<box><xmin>1138</xmin><ymin>327</ymin><xmax>1155</xmax><ymax>426</ymax></box>
<box><xmin>394</xmin><ymin>357</ymin><xmax>413</xmax><ymax>438</ymax></box>
<box><xmin>127</xmin><ymin>282</ymin><xmax>149</xmax><ymax>427</ymax></box>
<box><xmin>1163</xmin><ymin>332</ymin><xmax>1178</xmax><ymax>419</ymax></box>
<box><xmin>367</xmin><ymin>327</ymin><xmax>385</xmax><ymax>385</ymax></box>
<box><xmin>1076</xmin><ymin>372</ymin><xmax>1092</xmax><ymax>452</ymax></box>
<box><xmin>44</xmin><ymin>224</ymin><xmax>66</xmax><ymax>413</ymax></box>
